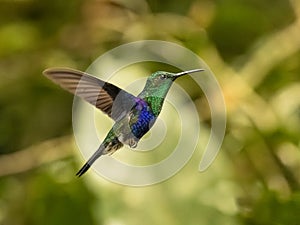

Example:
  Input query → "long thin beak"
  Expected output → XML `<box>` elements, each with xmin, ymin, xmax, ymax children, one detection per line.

<box><xmin>175</xmin><ymin>68</ymin><xmax>205</xmax><ymax>77</ymax></box>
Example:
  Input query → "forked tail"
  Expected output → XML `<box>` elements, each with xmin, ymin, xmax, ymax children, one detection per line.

<box><xmin>76</xmin><ymin>144</ymin><xmax>106</xmax><ymax>177</ymax></box>
<box><xmin>76</xmin><ymin>137</ymin><xmax>123</xmax><ymax>177</ymax></box>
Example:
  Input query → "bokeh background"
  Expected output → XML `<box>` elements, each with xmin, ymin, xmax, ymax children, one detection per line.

<box><xmin>1</xmin><ymin>0</ymin><xmax>300</xmax><ymax>224</ymax></box>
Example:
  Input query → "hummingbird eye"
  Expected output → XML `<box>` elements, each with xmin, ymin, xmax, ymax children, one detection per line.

<box><xmin>160</xmin><ymin>74</ymin><xmax>167</xmax><ymax>79</ymax></box>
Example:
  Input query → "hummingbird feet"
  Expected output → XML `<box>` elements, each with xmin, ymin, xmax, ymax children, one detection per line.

<box><xmin>118</xmin><ymin>134</ymin><xmax>138</xmax><ymax>148</ymax></box>
<box><xmin>128</xmin><ymin>138</ymin><xmax>138</xmax><ymax>148</ymax></box>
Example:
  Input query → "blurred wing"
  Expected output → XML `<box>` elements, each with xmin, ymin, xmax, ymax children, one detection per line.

<box><xmin>43</xmin><ymin>67</ymin><xmax>138</xmax><ymax>121</ymax></box>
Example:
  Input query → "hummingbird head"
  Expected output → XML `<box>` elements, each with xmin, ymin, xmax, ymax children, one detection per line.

<box><xmin>139</xmin><ymin>69</ymin><xmax>204</xmax><ymax>99</ymax></box>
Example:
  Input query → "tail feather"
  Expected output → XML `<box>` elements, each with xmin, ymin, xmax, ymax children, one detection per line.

<box><xmin>76</xmin><ymin>163</ymin><xmax>91</xmax><ymax>177</ymax></box>
<box><xmin>76</xmin><ymin>144</ymin><xmax>106</xmax><ymax>177</ymax></box>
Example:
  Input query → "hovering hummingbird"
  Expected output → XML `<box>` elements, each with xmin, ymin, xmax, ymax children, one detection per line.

<box><xmin>43</xmin><ymin>67</ymin><xmax>204</xmax><ymax>176</ymax></box>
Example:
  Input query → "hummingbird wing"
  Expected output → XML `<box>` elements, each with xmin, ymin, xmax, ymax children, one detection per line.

<box><xmin>43</xmin><ymin>67</ymin><xmax>138</xmax><ymax>121</ymax></box>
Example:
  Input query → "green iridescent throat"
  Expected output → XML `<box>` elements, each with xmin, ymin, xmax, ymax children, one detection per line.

<box><xmin>144</xmin><ymin>96</ymin><xmax>165</xmax><ymax>117</ymax></box>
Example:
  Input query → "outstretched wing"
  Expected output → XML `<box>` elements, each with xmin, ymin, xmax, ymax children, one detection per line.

<box><xmin>43</xmin><ymin>67</ymin><xmax>138</xmax><ymax>121</ymax></box>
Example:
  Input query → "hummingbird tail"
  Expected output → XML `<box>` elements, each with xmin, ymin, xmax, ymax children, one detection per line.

<box><xmin>76</xmin><ymin>144</ymin><xmax>106</xmax><ymax>177</ymax></box>
<box><xmin>76</xmin><ymin>163</ymin><xmax>91</xmax><ymax>177</ymax></box>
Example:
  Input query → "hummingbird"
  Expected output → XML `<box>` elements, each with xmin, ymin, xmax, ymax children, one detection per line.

<box><xmin>43</xmin><ymin>67</ymin><xmax>204</xmax><ymax>176</ymax></box>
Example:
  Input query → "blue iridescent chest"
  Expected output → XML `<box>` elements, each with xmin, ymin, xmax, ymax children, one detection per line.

<box><xmin>130</xmin><ymin>99</ymin><xmax>156</xmax><ymax>139</ymax></box>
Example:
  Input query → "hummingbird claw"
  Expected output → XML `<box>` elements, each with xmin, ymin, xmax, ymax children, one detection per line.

<box><xmin>128</xmin><ymin>138</ymin><xmax>137</xmax><ymax>148</ymax></box>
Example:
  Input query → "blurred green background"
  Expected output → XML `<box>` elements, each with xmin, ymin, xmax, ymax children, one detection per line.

<box><xmin>1</xmin><ymin>0</ymin><xmax>300</xmax><ymax>224</ymax></box>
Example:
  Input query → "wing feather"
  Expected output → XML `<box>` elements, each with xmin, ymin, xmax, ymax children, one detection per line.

<box><xmin>43</xmin><ymin>67</ymin><xmax>138</xmax><ymax>121</ymax></box>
